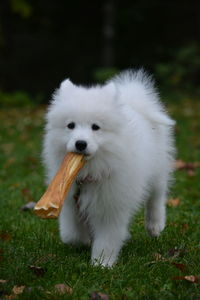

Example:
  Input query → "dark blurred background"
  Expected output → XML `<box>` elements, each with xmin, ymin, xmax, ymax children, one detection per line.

<box><xmin>0</xmin><ymin>0</ymin><xmax>200</xmax><ymax>104</ymax></box>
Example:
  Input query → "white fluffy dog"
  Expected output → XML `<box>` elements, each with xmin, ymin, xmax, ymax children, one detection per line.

<box><xmin>43</xmin><ymin>70</ymin><xmax>175</xmax><ymax>267</ymax></box>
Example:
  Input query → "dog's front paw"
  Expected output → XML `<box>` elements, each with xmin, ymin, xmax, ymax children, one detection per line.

<box><xmin>91</xmin><ymin>256</ymin><xmax>115</xmax><ymax>268</ymax></box>
<box><xmin>91</xmin><ymin>247</ymin><xmax>118</xmax><ymax>268</ymax></box>
<box><xmin>146</xmin><ymin>220</ymin><xmax>165</xmax><ymax>237</ymax></box>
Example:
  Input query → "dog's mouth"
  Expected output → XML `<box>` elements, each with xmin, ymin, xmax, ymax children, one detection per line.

<box><xmin>73</xmin><ymin>150</ymin><xmax>93</xmax><ymax>160</ymax></box>
<box><xmin>83</xmin><ymin>153</ymin><xmax>93</xmax><ymax>161</ymax></box>
<box><xmin>85</xmin><ymin>154</ymin><xmax>93</xmax><ymax>160</ymax></box>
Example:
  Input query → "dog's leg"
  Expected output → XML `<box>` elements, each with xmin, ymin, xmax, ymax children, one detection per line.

<box><xmin>59</xmin><ymin>198</ymin><xmax>90</xmax><ymax>245</ymax></box>
<box><xmin>145</xmin><ymin>179</ymin><xmax>168</xmax><ymax>237</ymax></box>
<box><xmin>91</xmin><ymin>215</ymin><xmax>129</xmax><ymax>267</ymax></box>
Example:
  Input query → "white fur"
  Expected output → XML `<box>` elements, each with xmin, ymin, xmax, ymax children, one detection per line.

<box><xmin>43</xmin><ymin>69</ymin><xmax>175</xmax><ymax>267</ymax></box>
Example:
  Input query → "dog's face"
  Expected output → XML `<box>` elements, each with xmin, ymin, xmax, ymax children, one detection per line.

<box><xmin>65</xmin><ymin>118</ymin><xmax>104</xmax><ymax>157</ymax></box>
<box><xmin>47</xmin><ymin>79</ymin><xmax>123</xmax><ymax>159</ymax></box>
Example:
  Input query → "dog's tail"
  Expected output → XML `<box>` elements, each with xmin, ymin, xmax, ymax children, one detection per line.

<box><xmin>109</xmin><ymin>69</ymin><xmax>175</xmax><ymax>126</ymax></box>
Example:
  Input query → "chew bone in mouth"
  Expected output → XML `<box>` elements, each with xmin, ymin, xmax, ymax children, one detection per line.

<box><xmin>34</xmin><ymin>152</ymin><xmax>85</xmax><ymax>218</ymax></box>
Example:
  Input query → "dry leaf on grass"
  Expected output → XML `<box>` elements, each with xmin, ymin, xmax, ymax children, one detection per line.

<box><xmin>173</xmin><ymin>275</ymin><xmax>200</xmax><ymax>283</ymax></box>
<box><xmin>175</xmin><ymin>160</ymin><xmax>187</xmax><ymax>170</ymax></box>
<box><xmin>147</xmin><ymin>250</ymin><xmax>187</xmax><ymax>266</ymax></box>
<box><xmin>175</xmin><ymin>159</ymin><xmax>200</xmax><ymax>176</ymax></box>
<box><xmin>146</xmin><ymin>253</ymin><xmax>168</xmax><ymax>265</ymax></box>
<box><xmin>181</xmin><ymin>223</ymin><xmax>189</xmax><ymax>231</ymax></box>
<box><xmin>90</xmin><ymin>292</ymin><xmax>109</xmax><ymax>300</ymax></box>
<box><xmin>153</xmin><ymin>253</ymin><xmax>166</xmax><ymax>261</ymax></box>
<box><xmin>0</xmin><ymin>231</ymin><xmax>12</xmax><ymax>242</ymax></box>
<box><xmin>172</xmin><ymin>262</ymin><xmax>186</xmax><ymax>272</ymax></box>
<box><xmin>184</xmin><ymin>275</ymin><xmax>200</xmax><ymax>283</ymax></box>
<box><xmin>187</xmin><ymin>169</ymin><xmax>195</xmax><ymax>177</ymax></box>
<box><xmin>5</xmin><ymin>286</ymin><xmax>25</xmax><ymax>300</ymax></box>
<box><xmin>0</xmin><ymin>279</ymin><xmax>8</xmax><ymax>283</ymax></box>
<box><xmin>29</xmin><ymin>265</ymin><xmax>46</xmax><ymax>277</ymax></box>
<box><xmin>168</xmin><ymin>198</ymin><xmax>180</xmax><ymax>207</ymax></box>
<box><xmin>12</xmin><ymin>285</ymin><xmax>25</xmax><ymax>295</ymax></box>
<box><xmin>54</xmin><ymin>283</ymin><xmax>73</xmax><ymax>295</ymax></box>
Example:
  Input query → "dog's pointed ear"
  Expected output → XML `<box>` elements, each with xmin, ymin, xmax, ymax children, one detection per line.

<box><xmin>53</xmin><ymin>79</ymin><xmax>75</xmax><ymax>103</ymax></box>
<box><xmin>60</xmin><ymin>79</ymin><xmax>74</xmax><ymax>91</ymax></box>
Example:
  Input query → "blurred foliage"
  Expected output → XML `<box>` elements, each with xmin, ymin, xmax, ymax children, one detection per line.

<box><xmin>10</xmin><ymin>0</ymin><xmax>32</xmax><ymax>18</ymax></box>
<box><xmin>0</xmin><ymin>91</ymin><xmax>43</xmax><ymax>107</ymax></box>
<box><xmin>155</xmin><ymin>44</ymin><xmax>200</xmax><ymax>92</ymax></box>
<box><xmin>0</xmin><ymin>0</ymin><xmax>199</xmax><ymax>102</ymax></box>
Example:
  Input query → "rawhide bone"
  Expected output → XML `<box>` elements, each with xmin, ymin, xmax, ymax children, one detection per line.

<box><xmin>34</xmin><ymin>152</ymin><xmax>85</xmax><ymax>219</ymax></box>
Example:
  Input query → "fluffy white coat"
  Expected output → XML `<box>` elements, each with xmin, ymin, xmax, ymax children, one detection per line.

<box><xmin>43</xmin><ymin>70</ymin><xmax>175</xmax><ymax>267</ymax></box>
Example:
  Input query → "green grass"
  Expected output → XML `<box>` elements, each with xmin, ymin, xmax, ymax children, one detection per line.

<box><xmin>0</xmin><ymin>99</ymin><xmax>200</xmax><ymax>299</ymax></box>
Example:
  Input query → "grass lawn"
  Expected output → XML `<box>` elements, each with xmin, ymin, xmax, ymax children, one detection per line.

<box><xmin>0</xmin><ymin>97</ymin><xmax>200</xmax><ymax>299</ymax></box>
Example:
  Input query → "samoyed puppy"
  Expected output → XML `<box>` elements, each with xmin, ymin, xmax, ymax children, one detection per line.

<box><xmin>43</xmin><ymin>69</ymin><xmax>175</xmax><ymax>267</ymax></box>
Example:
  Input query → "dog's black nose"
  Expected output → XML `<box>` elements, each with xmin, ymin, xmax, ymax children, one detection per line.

<box><xmin>75</xmin><ymin>140</ymin><xmax>87</xmax><ymax>152</ymax></box>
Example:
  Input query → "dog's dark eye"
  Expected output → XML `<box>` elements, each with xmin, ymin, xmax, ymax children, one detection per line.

<box><xmin>67</xmin><ymin>122</ymin><xmax>75</xmax><ymax>129</ymax></box>
<box><xmin>92</xmin><ymin>124</ymin><xmax>100</xmax><ymax>131</ymax></box>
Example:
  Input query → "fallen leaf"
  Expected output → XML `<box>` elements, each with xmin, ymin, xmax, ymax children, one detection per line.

<box><xmin>29</xmin><ymin>265</ymin><xmax>46</xmax><ymax>277</ymax></box>
<box><xmin>20</xmin><ymin>202</ymin><xmax>36</xmax><ymax>211</ymax></box>
<box><xmin>168</xmin><ymin>198</ymin><xmax>180</xmax><ymax>207</ymax></box>
<box><xmin>175</xmin><ymin>160</ymin><xmax>187</xmax><ymax>170</ymax></box>
<box><xmin>90</xmin><ymin>292</ymin><xmax>109</xmax><ymax>300</ymax></box>
<box><xmin>0</xmin><ymin>231</ymin><xmax>12</xmax><ymax>242</ymax></box>
<box><xmin>153</xmin><ymin>253</ymin><xmax>166</xmax><ymax>261</ymax></box>
<box><xmin>175</xmin><ymin>160</ymin><xmax>200</xmax><ymax>175</ymax></box>
<box><xmin>145</xmin><ymin>253</ymin><xmax>169</xmax><ymax>266</ymax></box>
<box><xmin>187</xmin><ymin>169</ymin><xmax>195</xmax><ymax>177</ymax></box>
<box><xmin>172</xmin><ymin>262</ymin><xmax>186</xmax><ymax>272</ymax></box>
<box><xmin>54</xmin><ymin>283</ymin><xmax>73</xmax><ymax>295</ymax></box>
<box><xmin>0</xmin><ymin>279</ymin><xmax>7</xmax><ymax>283</ymax></box>
<box><xmin>12</xmin><ymin>285</ymin><xmax>25</xmax><ymax>295</ymax></box>
<box><xmin>173</xmin><ymin>275</ymin><xmax>200</xmax><ymax>283</ymax></box>
<box><xmin>184</xmin><ymin>275</ymin><xmax>200</xmax><ymax>283</ymax></box>
<box><xmin>181</xmin><ymin>223</ymin><xmax>189</xmax><ymax>231</ymax></box>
